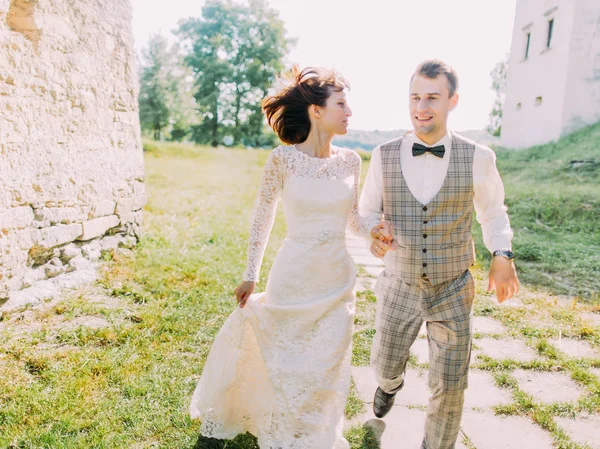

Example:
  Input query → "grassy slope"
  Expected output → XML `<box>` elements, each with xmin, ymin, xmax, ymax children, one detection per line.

<box><xmin>473</xmin><ymin>122</ymin><xmax>600</xmax><ymax>299</ymax></box>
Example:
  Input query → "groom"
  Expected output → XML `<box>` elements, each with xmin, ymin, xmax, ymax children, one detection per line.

<box><xmin>360</xmin><ymin>60</ymin><xmax>519</xmax><ymax>449</ymax></box>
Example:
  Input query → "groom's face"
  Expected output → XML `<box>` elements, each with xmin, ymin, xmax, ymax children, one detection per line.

<box><xmin>409</xmin><ymin>74</ymin><xmax>458</xmax><ymax>137</ymax></box>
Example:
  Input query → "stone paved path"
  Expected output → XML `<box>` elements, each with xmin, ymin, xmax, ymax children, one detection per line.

<box><xmin>344</xmin><ymin>232</ymin><xmax>600</xmax><ymax>449</ymax></box>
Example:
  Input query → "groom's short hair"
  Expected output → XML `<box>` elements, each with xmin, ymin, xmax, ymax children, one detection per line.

<box><xmin>412</xmin><ymin>60</ymin><xmax>459</xmax><ymax>98</ymax></box>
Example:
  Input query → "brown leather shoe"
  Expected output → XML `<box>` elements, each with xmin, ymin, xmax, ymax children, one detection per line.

<box><xmin>373</xmin><ymin>386</ymin><xmax>397</xmax><ymax>418</ymax></box>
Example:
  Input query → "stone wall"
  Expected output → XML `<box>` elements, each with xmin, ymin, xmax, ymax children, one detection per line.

<box><xmin>501</xmin><ymin>0</ymin><xmax>575</xmax><ymax>149</ymax></box>
<box><xmin>563</xmin><ymin>0</ymin><xmax>600</xmax><ymax>135</ymax></box>
<box><xmin>0</xmin><ymin>0</ymin><xmax>144</xmax><ymax>308</ymax></box>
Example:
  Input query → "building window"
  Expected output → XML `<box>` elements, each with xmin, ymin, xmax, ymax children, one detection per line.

<box><xmin>524</xmin><ymin>31</ymin><xmax>531</xmax><ymax>59</ymax></box>
<box><xmin>547</xmin><ymin>18</ymin><xmax>554</xmax><ymax>48</ymax></box>
<box><xmin>517</xmin><ymin>102</ymin><xmax>522</xmax><ymax>110</ymax></box>
<box><xmin>535</xmin><ymin>96</ymin><xmax>543</xmax><ymax>106</ymax></box>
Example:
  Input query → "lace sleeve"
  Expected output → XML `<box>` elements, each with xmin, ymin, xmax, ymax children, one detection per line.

<box><xmin>347</xmin><ymin>152</ymin><xmax>381</xmax><ymax>236</ymax></box>
<box><xmin>242</xmin><ymin>147</ymin><xmax>285</xmax><ymax>282</ymax></box>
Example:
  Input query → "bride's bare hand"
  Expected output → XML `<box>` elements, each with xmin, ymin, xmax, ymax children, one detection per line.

<box><xmin>235</xmin><ymin>281</ymin><xmax>255</xmax><ymax>308</ymax></box>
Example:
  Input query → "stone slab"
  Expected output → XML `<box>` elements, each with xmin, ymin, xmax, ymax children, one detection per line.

<box><xmin>79</xmin><ymin>215</ymin><xmax>120</xmax><ymax>241</ymax></box>
<box><xmin>346</xmin><ymin>408</ymin><xmax>469</xmax><ymax>449</ymax></box>
<box><xmin>549</xmin><ymin>338</ymin><xmax>600</xmax><ymax>359</ymax></box>
<box><xmin>461</xmin><ymin>411</ymin><xmax>554</xmax><ymax>449</ymax></box>
<box><xmin>355</xmin><ymin>277</ymin><xmax>376</xmax><ymax>292</ymax></box>
<box><xmin>591</xmin><ymin>367</ymin><xmax>600</xmax><ymax>380</ymax></box>
<box><xmin>473</xmin><ymin>338</ymin><xmax>539</xmax><ymax>363</ymax></box>
<box><xmin>40</xmin><ymin>224</ymin><xmax>83</xmax><ymax>248</ymax></box>
<box><xmin>464</xmin><ymin>371</ymin><xmax>513</xmax><ymax>410</ymax></box>
<box><xmin>352</xmin><ymin>366</ymin><xmax>430</xmax><ymax>407</ymax></box>
<box><xmin>582</xmin><ymin>312</ymin><xmax>600</xmax><ymax>327</ymax></box>
<box><xmin>411</xmin><ymin>338</ymin><xmax>429</xmax><ymax>364</ymax></box>
<box><xmin>364</xmin><ymin>265</ymin><xmax>384</xmax><ymax>277</ymax></box>
<box><xmin>473</xmin><ymin>316</ymin><xmax>507</xmax><ymax>335</ymax></box>
<box><xmin>347</xmin><ymin>245</ymin><xmax>373</xmax><ymax>256</ymax></box>
<box><xmin>352</xmin><ymin>255</ymin><xmax>385</xmax><ymax>267</ymax></box>
<box><xmin>555</xmin><ymin>414</ymin><xmax>600</xmax><ymax>448</ymax></box>
<box><xmin>512</xmin><ymin>369</ymin><xmax>585</xmax><ymax>404</ymax></box>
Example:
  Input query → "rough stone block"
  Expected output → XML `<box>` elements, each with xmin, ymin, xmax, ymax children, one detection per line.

<box><xmin>32</xmin><ymin>206</ymin><xmax>84</xmax><ymax>226</ymax></box>
<box><xmin>512</xmin><ymin>369</ymin><xmax>586</xmax><ymax>404</ymax></box>
<box><xmin>0</xmin><ymin>206</ymin><xmax>33</xmax><ymax>229</ymax></box>
<box><xmin>92</xmin><ymin>200</ymin><xmax>116</xmax><ymax>218</ymax></box>
<box><xmin>21</xmin><ymin>267</ymin><xmax>46</xmax><ymax>288</ymax></box>
<box><xmin>45</xmin><ymin>258</ymin><xmax>66</xmax><ymax>278</ymax></box>
<box><xmin>39</xmin><ymin>224</ymin><xmax>82</xmax><ymax>248</ymax></box>
<box><xmin>78</xmin><ymin>215</ymin><xmax>119</xmax><ymax>241</ymax></box>
<box><xmin>118</xmin><ymin>235</ymin><xmax>137</xmax><ymax>249</ymax></box>
<box><xmin>59</xmin><ymin>243</ymin><xmax>81</xmax><ymax>263</ymax></box>
<box><xmin>100</xmin><ymin>235</ymin><xmax>120</xmax><ymax>251</ymax></box>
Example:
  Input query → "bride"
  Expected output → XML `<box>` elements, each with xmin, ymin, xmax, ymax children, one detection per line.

<box><xmin>189</xmin><ymin>66</ymin><xmax>394</xmax><ymax>449</ymax></box>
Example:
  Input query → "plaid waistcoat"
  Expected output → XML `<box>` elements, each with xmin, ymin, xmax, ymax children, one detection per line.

<box><xmin>380</xmin><ymin>134</ymin><xmax>476</xmax><ymax>286</ymax></box>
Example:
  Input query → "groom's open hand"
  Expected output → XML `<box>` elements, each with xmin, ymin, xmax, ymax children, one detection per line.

<box><xmin>370</xmin><ymin>221</ymin><xmax>398</xmax><ymax>258</ymax></box>
<box><xmin>487</xmin><ymin>257</ymin><xmax>519</xmax><ymax>303</ymax></box>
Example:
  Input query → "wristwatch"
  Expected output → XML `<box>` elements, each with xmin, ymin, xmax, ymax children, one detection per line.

<box><xmin>492</xmin><ymin>249</ymin><xmax>514</xmax><ymax>260</ymax></box>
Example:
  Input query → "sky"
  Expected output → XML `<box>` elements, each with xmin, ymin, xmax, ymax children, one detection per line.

<box><xmin>130</xmin><ymin>0</ymin><xmax>517</xmax><ymax>132</ymax></box>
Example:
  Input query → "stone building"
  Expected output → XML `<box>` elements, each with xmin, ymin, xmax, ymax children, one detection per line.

<box><xmin>0</xmin><ymin>0</ymin><xmax>144</xmax><ymax>309</ymax></box>
<box><xmin>502</xmin><ymin>0</ymin><xmax>600</xmax><ymax>149</ymax></box>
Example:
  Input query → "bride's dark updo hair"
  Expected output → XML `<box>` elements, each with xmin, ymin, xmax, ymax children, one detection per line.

<box><xmin>262</xmin><ymin>66</ymin><xmax>349</xmax><ymax>145</ymax></box>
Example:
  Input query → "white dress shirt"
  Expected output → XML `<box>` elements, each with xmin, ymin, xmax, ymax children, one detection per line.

<box><xmin>359</xmin><ymin>130</ymin><xmax>513</xmax><ymax>253</ymax></box>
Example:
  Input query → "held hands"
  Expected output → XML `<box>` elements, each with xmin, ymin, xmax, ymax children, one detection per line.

<box><xmin>235</xmin><ymin>281</ymin><xmax>255</xmax><ymax>308</ymax></box>
<box><xmin>487</xmin><ymin>256</ymin><xmax>520</xmax><ymax>303</ymax></box>
<box><xmin>370</xmin><ymin>220</ymin><xmax>398</xmax><ymax>258</ymax></box>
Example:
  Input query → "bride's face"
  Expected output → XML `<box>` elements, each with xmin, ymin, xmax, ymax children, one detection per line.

<box><xmin>315</xmin><ymin>90</ymin><xmax>352</xmax><ymax>135</ymax></box>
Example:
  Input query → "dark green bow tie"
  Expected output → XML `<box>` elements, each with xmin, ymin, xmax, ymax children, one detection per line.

<box><xmin>412</xmin><ymin>142</ymin><xmax>446</xmax><ymax>158</ymax></box>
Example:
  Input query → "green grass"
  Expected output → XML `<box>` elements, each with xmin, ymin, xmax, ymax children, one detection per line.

<box><xmin>1</xmin><ymin>124</ymin><xmax>599</xmax><ymax>448</ymax></box>
<box><xmin>0</xmin><ymin>143</ymin><xmax>288</xmax><ymax>448</ymax></box>
<box><xmin>473</xmin><ymin>122</ymin><xmax>600</xmax><ymax>299</ymax></box>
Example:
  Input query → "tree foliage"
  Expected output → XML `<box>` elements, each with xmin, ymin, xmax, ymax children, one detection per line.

<box><xmin>176</xmin><ymin>0</ymin><xmax>292</xmax><ymax>147</ymax></box>
<box><xmin>488</xmin><ymin>56</ymin><xmax>508</xmax><ymax>137</ymax></box>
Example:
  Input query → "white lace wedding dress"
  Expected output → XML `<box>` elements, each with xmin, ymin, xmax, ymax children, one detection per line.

<box><xmin>189</xmin><ymin>145</ymin><xmax>378</xmax><ymax>449</ymax></box>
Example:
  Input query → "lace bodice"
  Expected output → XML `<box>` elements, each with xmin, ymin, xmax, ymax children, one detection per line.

<box><xmin>242</xmin><ymin>145</ymin><xmax>379</xmax><ymax>282</ymax></box>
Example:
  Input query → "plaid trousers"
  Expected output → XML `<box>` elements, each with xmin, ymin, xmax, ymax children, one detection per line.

<box><xmin>371</xmin><ymin>269</ymin><xmax>475</xmax><ymax>449</ymax></box>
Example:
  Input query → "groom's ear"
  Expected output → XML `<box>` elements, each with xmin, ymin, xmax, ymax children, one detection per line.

<box><xmin>449</xmin><ymin>93</ymin><xmax>459</xmax><ymax>111</ymax></box>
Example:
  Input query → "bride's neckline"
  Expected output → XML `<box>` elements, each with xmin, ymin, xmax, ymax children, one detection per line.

<box><xmin>291</xmin><ymin>145</ymin><xmax>341</xmax><ymax>160</ymax></box>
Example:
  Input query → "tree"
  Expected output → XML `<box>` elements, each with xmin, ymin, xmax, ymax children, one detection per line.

<box><xmin>166</xmin><ymin>50</ymin><xmax>199</xmax><ymax>142</ymax></box>
<box><xmin>177</xmin><ymin>0</ymin><xmax>292</xmax><ymax>147</ymax></box>
<box><xmin>488</xmin><ymin>56</ymin><xmax>508</xmax><ymax>137</ymax></box>
<box><xmin>138</xmin><ymin>33</ymin><xmax>173</xmax><ymax>141</ymax></box>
